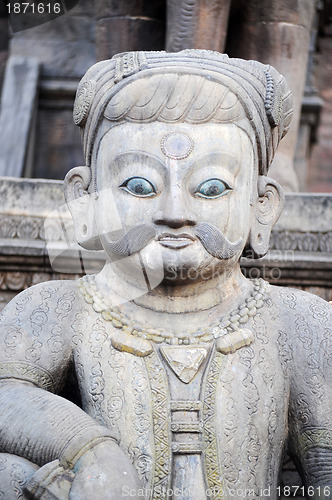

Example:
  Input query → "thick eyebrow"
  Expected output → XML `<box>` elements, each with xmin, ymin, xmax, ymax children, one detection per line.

<box><xmin>114</xmin><ymin>151</ymin><xmax>167</xmax><ymax>172</ymax></box>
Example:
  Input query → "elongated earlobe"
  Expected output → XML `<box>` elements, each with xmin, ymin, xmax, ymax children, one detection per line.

<box><xmin>245</xmin><ymin>176</ymin><xmax>284</xmax><ymax>259</ymax></box>
<box><xmin>64</xmin><ymin>166</ymin><xmax>103</xmax><ymax>251</ymax></box>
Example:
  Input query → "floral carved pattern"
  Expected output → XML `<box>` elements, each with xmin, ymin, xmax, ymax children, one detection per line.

<box><xmin>270</xmin><ymin>230</ymin><xmax>332</xmax><ymax>252</ymax></box>
<box><xmin>0</xmin><ymin>272</ymin><xmax>79</xmax><ymax>293</ymax></box>
<box><xmin>201</xmin><ymin>348</ymin><xmax>227</xmax><ymax>500</ymax></box>
<box><xmin>129</xmin><ymin>360</ymin><xmax>153</xmax><ymax>490</ymax></box>
<box><xmin>0</xmin><ymin>214</ymin><xmax>74</xmax><ymax>242</ymax></box>
<box><xmin>144</xmin><ymin>349</ymin><xmax>171</xmax><ymax>499</ymax></box>
<box><xmin>89</xmin><ymin>362</ymin><xmax>106</xmax><ymax>425</ymax></box>
<box><xmin>299</xmin><ymin>428</ymin><xmax>332</xmax><ymax>455</ymax></box>
<box><xmin>0</xmin><ymin>361</ymin><xmax>54</xmax><ymax>391</ymax></box>
<box><xmin>10</xmin><ymin>462</ymin><xmax>27</xmax><ymax>497</ymax></box>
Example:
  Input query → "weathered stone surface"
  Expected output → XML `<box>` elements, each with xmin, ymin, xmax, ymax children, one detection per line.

<box><xmin>166</xmin><ymin>0</ymin><xmax>231</xmax><ymax>52</ymax></box>
<box><xmin>10</xmin><ymin>15</ymin><xmax>95</xmax><ymax>79</ymax></box>
<box><xmin>309</xmin><ymin>35</ymin><xmax>332</xmax><ymax>192</ymax></box>
<box><xmin>95</xmin><ymin>0</ymin><xmax>165</xmax><ymax>19</ymax></box>
<box><xmin>0</xmin><ymin>56</ymin><xmax>40</xmax><ymax>177</ymax></box>
<box><xmin>96</xmin><ymin>17</ymin><xmax>165</xmax><ymax>60</ymax></box>
<box><xmin>33</xmin><ymin>107</ymin><xmax>84</xmax><ymax>180</ymax></box>
<box><xmin>10</xmin><ymin>39</ymin><xmax>94</xmax><ymax>81</ymax></box>
<box><xmin>276</xmin><ymin>194</ymin><xmax>332</xmax><ymax>232</ymax></box>
<box><xmin>0</xmin><ymin>51</ymin><xmax>332</xmax><ymax>499</ymax></box>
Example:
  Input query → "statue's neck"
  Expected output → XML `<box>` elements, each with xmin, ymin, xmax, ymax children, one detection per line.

<box><xmin>95</xmin><ymin>262</ymin><xmax>249</xmax><ymax>315</ymax></box>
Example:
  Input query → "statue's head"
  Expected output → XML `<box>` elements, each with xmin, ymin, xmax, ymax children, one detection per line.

<box><xmin>65</xmin><ymin>50</ymin><xmax>292</xmax><ymax>283</ymax></box>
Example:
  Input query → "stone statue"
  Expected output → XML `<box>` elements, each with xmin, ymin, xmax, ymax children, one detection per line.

<box><xmin>166</xmin><ymin>0</ymin><xmax>317</xmax><ymax>192</ymax></box>
<box><xmin>0</xmin><ymin>50</ymin><xmax>331</xmax><ymax>499</ymax></box>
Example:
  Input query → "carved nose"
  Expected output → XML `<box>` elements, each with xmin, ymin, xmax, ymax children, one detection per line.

<box><xmin>153</xmin><ymin>190</ymin><xmax>196</xmax><ymax>228</ymax></box>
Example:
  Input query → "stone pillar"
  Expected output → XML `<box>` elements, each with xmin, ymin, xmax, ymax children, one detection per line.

<box><xmin>226</xmin><ymin>0</ymin><xmax>316</xmax><ymax>191</ymax></box>
<box><xmin>0</xmin><ymin>3</ymin><xmax>9</xmax><ymax>91</ymax></box>
<box><xmin>166</xmin><ymin>0</ymin><xmax>232</xmax><ymax>52</ymax></box>
<box><xmin>95</xmin><ymin>0</ymin><xmax>165</xmax><ymax>61</ymax></box>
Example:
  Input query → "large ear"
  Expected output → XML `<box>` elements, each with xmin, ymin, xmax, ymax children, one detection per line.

<box><xmin>64</xmin><ymin>166</ymin><xmax>103</xmax><ymax>251</ymax></box>
<box><xmin>245</xmin><ymin>175</ymin><xmax>284</xmax><ymax>259</ymax></box>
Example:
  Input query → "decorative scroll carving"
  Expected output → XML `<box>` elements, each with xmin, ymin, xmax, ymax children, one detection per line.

<box><xmin>270</xmin><ymin>230</ymin><xmax>332</xmax><ymax>252</ymax></box>
<box><xmin>0</xmin><ymin>272</ymin><xmax>79</xmax><ymax>292</ymax></box>
<box><xmin>201</xmin><ymin>349</ymin><xmax>227</xmax><ymax>499</ymax></box>
<box><xmin>299</xmin><ymin>428</ymin><xmax>332</xmax><ymax>455</ymax></box>
<box><xmin>129</xmin><ymin>359</ymin><xmax>153</xmax><ymax>489</ymax></box>
<box><xmin>0</xmin><ymin>214</ymin><xmax>74</xmax><ymax>242</ymax></box>
<box><xmin>144</xmin><ymin>349</ymin><xmax>172</xmax><ymax>499</ymax></box>
<box><xmin>0</xmin><ymin>361</ymin><xmax>54</xmax><ymax>391</ymax></box>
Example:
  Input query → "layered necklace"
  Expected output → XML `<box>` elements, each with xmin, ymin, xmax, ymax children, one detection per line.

<box><xmin>78</xmin><ymin>275</ymin><xmax>270</xmax><ymax>348</ymax></box>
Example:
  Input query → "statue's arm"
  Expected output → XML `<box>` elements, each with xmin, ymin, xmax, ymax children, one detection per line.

<box><xmin>0</xmin><ymin>380</ymin><xmax>117</xmax><ymax>466</ymax></box>
<box><xmin>0</xmin><ymin>283</ymin><xmax>142</xmax><ymax>498</ymax></box>
<box><xmin>288</xmin><ymin>295</ymin><xmax>332</xmax><ymax>498</ymax></box>
<box><xmin>0</xmin><ymin>380</ymin><xmax>142</xmax><ymax>498</ymax></box>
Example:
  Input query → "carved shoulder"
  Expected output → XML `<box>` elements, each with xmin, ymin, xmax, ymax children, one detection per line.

<box><xmin>270</xmin><ymin>285</ymin><xmax>332</xmax><ymax>349</ymax></box>
<box><xmin>0</xmin><ymin>279</ymin><xmax>80</xmax><ymax>393</ymax></box>
<box><xmin>270</xmin><ymin>286</ymin><xmax>332</xmax><ymax>420</ymax></box>
<box><xmin>271</xmin><ymin>287</ymin><xmax>332</xmax><ymax>487</ymax></box>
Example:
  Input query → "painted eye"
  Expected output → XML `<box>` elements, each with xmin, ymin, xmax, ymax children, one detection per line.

<box><xmin>195</xmin><ymin>178</ymin><xmax>231</xmax><ymax>198</ymax></box>
<box><xmin>120</xmin><ymin>177</ymin><xmax>156</xmax><ymax>197</ymax></box>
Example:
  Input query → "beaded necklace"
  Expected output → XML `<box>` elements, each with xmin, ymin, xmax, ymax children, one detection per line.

<box><xmin>78</xmin><ymin>275</ymin><xmax>269</xmax><ymax>347</ymax></box>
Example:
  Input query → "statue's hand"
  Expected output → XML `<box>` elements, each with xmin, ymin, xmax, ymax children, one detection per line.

<box><xmin>24</xmin><ymin>460</ymin><xmax>74</xmax><ymax>499</ymax></box>
<box><xmin>69</xmin><ymin>440</ymin><xmax>143</xmax><ymax>500</ymax></box>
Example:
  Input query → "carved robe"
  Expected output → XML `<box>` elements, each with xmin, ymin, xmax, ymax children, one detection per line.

<box><xmin>0</xmin><ymin>279</ymin><xmax>331</xmax><ymax>499</ymax></box>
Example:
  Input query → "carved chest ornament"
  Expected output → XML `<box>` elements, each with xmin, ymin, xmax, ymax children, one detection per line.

<box><xmin>160</xmin><ymin>345</ymin><xmax>208</xmax><ymax>383</ymax></box>
<box><xmin>78</xmin><ymin>277</ymin><xmax>269</xmax><ymax>358</ymax></box>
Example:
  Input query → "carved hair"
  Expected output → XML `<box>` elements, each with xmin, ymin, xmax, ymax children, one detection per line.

<box><xmin>104</xmin><ymin>74</ymin><xmax>243</xmax><ymax>124</ymax></box>
<box><xmin>74</xmin><ymin>50</ymin><xmax>293</xmax><ymax>178</ymax></box>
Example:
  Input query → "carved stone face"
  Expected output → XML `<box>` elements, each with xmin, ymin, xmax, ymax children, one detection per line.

<box><xmin>94</xmin><ymin>121</ymin><xmax>256</xmax><ymax>283</ymax></box>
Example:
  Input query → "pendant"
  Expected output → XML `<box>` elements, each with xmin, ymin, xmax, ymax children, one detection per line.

<box><xmin>160</xmin><ymin>346</ymin><xmax>208</xmax><ymax>383</ymax></box>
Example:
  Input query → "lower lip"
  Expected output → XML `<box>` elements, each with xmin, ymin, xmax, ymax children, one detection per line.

<box><xmin>158</xmin><ymin>239</ymin><xmax>194</xmax><ymax>249</ymax></box>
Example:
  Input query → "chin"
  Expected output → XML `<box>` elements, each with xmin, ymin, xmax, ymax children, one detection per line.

<box><xmin>142</xmin><ymin>242</ymin><xmax>228</xmax><ymax>285</ymax></box>
<box><xmin>162</xmin><ymin>258</ymin><xmax>225</xmax><ymax>285</ymax></box>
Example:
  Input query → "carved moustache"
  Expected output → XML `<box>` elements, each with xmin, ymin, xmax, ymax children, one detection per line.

<box><xmin>102</xmin><ymin>224</ymin><xmax>157</xmax><ymax>256</ymax></box>
<box><xmin>193</xmin><ymin>222</ymin><xmax>243</xmax><ymax>259</ymax></box>
<box><xmin>103</xmin><ymin>222</ymin><xmax>242</xmax><ymax>260</ymax></box>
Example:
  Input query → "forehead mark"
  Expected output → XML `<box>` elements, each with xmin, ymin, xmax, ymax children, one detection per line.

<box><xmin>161</xmin><ymin>133</ymin><xmax>194</xmax><ymax>160</ymax></box>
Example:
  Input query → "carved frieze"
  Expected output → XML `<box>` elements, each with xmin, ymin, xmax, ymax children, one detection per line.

<box><xmin>270</xmin><ymin>230</ymin><xmax>332</xmax><ymax>253</ymax></box>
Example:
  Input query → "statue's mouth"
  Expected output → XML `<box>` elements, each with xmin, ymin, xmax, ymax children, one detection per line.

<box><xmin>158</xmin><ymin>232</ymin><xmax>195</xmax><ymax>249</ymax></box>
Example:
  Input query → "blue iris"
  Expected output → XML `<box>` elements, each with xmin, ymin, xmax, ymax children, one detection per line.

<box><xmin>121</xmin><ymin>177</ymin><xmax>156</xmax><ymax>197</ymax></box>
<box><xmin>195</xmin><ymin>178</ymin><xmax>230</xmax><ymax>198</ymax></box>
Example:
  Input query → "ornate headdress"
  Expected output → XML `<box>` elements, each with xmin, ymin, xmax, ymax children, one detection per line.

<box><xmin>73</xmin><ymin>50</ymin><xmax>293</xmax><ymax>178</ymax></box>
